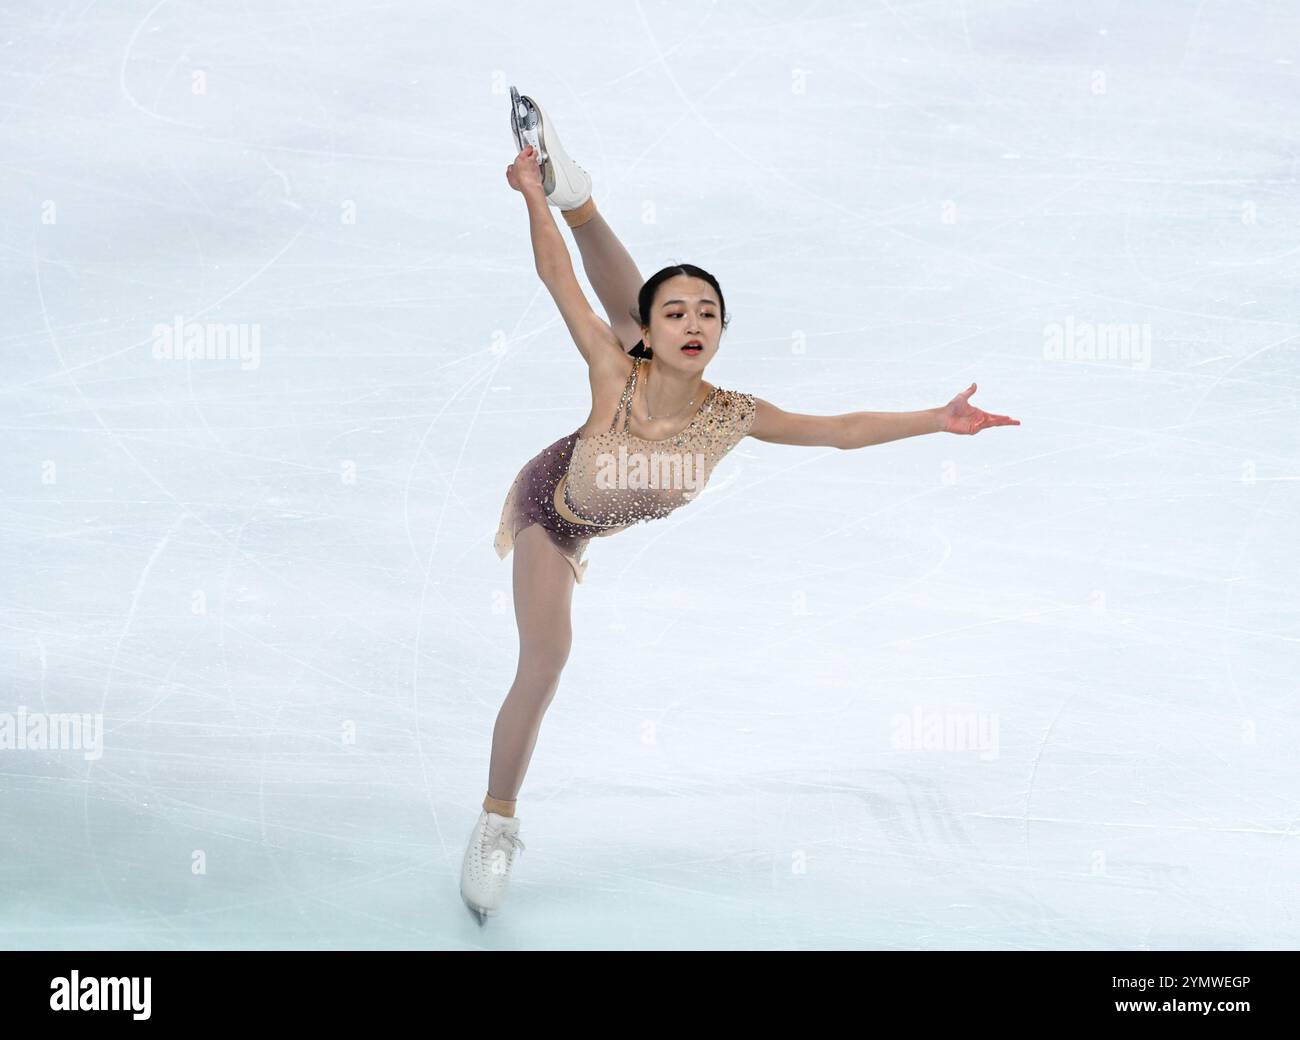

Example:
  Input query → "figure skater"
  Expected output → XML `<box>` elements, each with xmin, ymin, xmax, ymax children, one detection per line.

<box><xmin>460</xmin><ymin>90</ymin><xmax>1020</xmax><ymax>923</ymax></box>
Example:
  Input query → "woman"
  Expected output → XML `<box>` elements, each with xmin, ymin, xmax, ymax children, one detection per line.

<box><xmin>461</xmin><ymin>92</ymin><xmax>1020</xmax><ymax>923</ymax></box>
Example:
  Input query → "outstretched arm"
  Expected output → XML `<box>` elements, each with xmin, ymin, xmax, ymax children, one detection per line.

<box><xmin>507</xmin><ymin>146</ymin><xmax>626</xmax><ymax>372</ymax></box>
<box><xmin>749</xmin><ymin>384</ymin><xmax>1019</xmax><ymax>448</ymax></box>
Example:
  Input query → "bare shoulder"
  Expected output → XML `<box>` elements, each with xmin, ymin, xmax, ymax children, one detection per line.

<box><xmin>579</xmin><ymin>348</ymin><xmax>636</xmax><ymax>434</ymax></box>
<box><xmin>587</xmin><ymin>340</ymin><xmax>634</xmax><ymax>389</ymax></box>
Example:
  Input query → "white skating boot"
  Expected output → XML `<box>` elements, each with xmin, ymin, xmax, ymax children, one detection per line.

<box><xmin>460</xmin><ymin>809</ymin><xmax>526</xmax><ymax>924</ymax></box>
<box><xmin>508</xmin><ymin>86</ymin><xmax>592</xmax><ymax>211</ymax></box>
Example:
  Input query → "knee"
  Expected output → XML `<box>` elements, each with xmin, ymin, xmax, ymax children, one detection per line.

<box><xmin>517</xmin><ymin>633</ymin><xmax>572</xmax><ymax>691</ymax></box>
<box><xmin>527</xmin><ymin>647</ymin><xmax>571</xmax><ymax>689</ymax></box>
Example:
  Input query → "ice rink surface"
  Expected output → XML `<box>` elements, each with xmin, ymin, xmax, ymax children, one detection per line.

<box><xmin>1</xmin><ymin>0</ymin><xmax>1297</xmax><ymax>949</ymax></box>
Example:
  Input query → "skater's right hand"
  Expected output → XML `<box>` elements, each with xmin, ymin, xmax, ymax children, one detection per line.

<box><xmin>506</xmin><ymin>145</ymin><xmax>544</xmax><ymax>195</ymax></box>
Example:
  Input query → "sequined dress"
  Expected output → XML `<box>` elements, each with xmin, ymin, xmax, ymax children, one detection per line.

<box><xmin>494</xmin><ymin>357</ymin><xmax>757</xmax><ymax>583</ymax></box>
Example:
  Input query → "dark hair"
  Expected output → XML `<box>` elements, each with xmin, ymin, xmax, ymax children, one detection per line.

<box><xmin>626</xmin><ymin>264</ymin><xmax>729</xmax><ymax>359</ymax></box>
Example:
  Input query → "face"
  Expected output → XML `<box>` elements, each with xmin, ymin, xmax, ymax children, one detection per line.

<box><xmin>641</xmin><ymin>275</ymin><xmax>723</xmax><ymax>372</ymax></box>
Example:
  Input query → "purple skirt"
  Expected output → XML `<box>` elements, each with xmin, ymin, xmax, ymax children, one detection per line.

<box><xmin>493</xmin><ymin>429</ymin><xmax>608</xmax><ymax>584</ymax></box>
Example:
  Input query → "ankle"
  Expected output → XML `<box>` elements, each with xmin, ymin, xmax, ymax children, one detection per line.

<box><xmin>483</xmin><ymin>792</ymin><xmax>517</xmax><ymax>818</ymax></box>
<box><xmin>562</xmin><ymin>195</ymin><xmax>597</xmax><ymax>229</ymax></box>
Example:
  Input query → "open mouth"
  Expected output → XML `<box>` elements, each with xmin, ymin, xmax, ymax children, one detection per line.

<box><xmin>681</xmin><ymin>341</ymin><xmax>703</xmax><ymax>355</ymax></box>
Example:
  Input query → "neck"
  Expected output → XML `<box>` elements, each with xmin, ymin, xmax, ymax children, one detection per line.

<box><xmin>644</xmin><ymin>358</ymin><xmax>705</xmax><ymax>414</ymax></box>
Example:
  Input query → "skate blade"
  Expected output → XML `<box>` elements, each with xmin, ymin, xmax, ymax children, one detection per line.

<box><xmin>508</xmin><ymin>86</ymin><xmax>541</xmax><ymax>154</ymax></box>
<box><xmin>507</xmin><ymin>87</ymin><xmax>552</xmax><ymax>194</ymax></box>
<box><xmin>461</xmin><ymin>893</ymin><xmax>491</xmax><ymax>927</ymax></box>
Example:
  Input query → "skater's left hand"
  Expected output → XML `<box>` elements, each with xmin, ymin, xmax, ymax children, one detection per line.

<box><xmin>505</xmin><ymin>145</ymin><xmax>544</xmax><ymax>194</ymax></box>
<box><xmin>938</xmin><ymin>383</ymin><xmax>1020</xmax><ymax>435</ymax></box>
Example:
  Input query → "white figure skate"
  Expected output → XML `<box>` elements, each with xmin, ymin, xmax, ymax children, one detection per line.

<box><xmin>460</xmin><ymin>809</ymin><xmax>526</xmax><ymax>925</ymax></box>
<box><xmin>509</xmin><ymin>86</ymin><xmax>592</xmax><ymax>211</ymax></box>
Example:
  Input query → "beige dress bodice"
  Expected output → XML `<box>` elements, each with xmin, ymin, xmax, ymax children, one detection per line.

<box><xmin>554</xmin><ymin>357</ymin><xmax>756</xmax><ymax>531</ymax></box>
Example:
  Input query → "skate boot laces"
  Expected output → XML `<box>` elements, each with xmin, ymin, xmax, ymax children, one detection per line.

<box><xmin>484</xmin><ymin>818</ymin><xmax>526</xmax><ymax>859</ymax></box>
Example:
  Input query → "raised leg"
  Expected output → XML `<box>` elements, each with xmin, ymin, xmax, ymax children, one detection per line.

<box><xmin>486</xmin><ymin>523</ymin><xmax>577</xmax><ymax>802</ymax></box>
<box><xmin>569</xmin><ymin>206</ymin><xmax>645</xmax><ymax>353</ymax></box>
